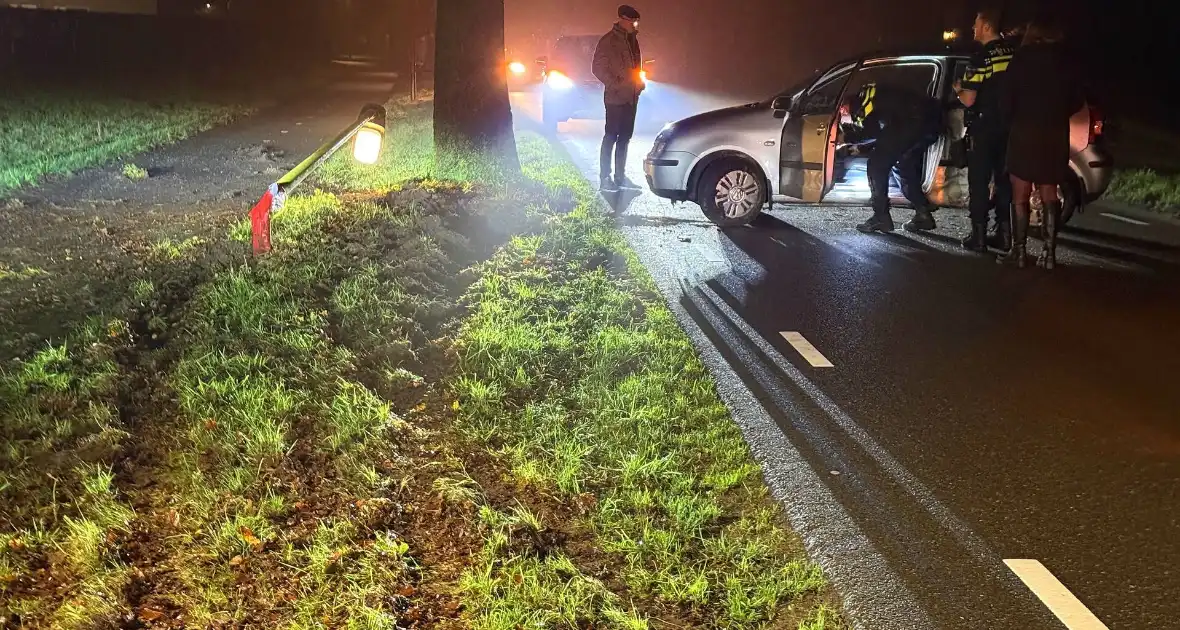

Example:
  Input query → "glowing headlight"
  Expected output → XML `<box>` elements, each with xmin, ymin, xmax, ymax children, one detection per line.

<box><xmin>546</xmin><ymin>70</ymin><xmax>574</xmax><ymax>90</ymax></box>
<box><xmin>509</xmin><ymin>61</ymin><xmax>527</xmax><ymax>75</ymax></box>
<box><xmin>639</xmin><ymin>69</ymin><xmax>647</xmax><ymax>83</ymax></box>
<box><xmin>353</xmin><ymin>122</ymin><xmax>384</xmax><ymax>165</ymax></box>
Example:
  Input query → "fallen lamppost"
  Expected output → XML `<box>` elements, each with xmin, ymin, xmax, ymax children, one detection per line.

<box><xmin>250</xmin><ymin>103</ymin><xmax>387</xmax><ymax>255</ymax></box>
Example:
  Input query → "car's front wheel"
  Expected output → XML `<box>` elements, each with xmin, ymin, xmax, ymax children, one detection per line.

<box><xmin>696</xmin><ymin>158</ymin><xmax>767</xmax><ymax>226</ymax></box>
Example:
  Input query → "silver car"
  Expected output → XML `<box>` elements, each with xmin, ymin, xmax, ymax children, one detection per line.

<box><xmin>644</xmin><ymin>52</ymin><xmax>1112</xmax><ymax>226</ymax></box>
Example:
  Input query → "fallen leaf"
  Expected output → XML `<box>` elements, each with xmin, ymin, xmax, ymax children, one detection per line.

<box><xmin>8</xmin><ymin>538</ymin><xmax>25</xmax><ymax>551</ymax></box>
<box><xmin>167</xmin><ymin>509</ymin><xmax>180</xmax><ymax>527</ymax></box>
<box><xmin>397</xmin><ymin>584</ymin><xmax>416</xmax><ymax>597</ymax></box>
<box><xmin>451</xmin><ymin>400</ymin><xmax>460</xmax><ymax>411</ymax></box>
<box><xmin>138</xmin><ymin>606</ymin><xmax>165</xmax><ymax>622</ymax></box>
<box><xmin>239</xmin><ymin>526</ymin><xmax>262</xmax><ymax>549</ymax></box>
<box><xmin>229</xmin><ymin>555</ymin><xmax>244</xmax><ymax>566</ymax></box>
<box><xmin>413</xmin><ymin>403</ymin><xmax>426</xmax><ymax>413</ymax></box>
<box><xmin>204</xmin><ymin>418</ymin><xmax>217</xmax><ymax>431</ymax></box>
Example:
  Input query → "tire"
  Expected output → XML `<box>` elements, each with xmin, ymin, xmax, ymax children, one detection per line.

<box><xmin>542</xmin><ymin>104</ymin><xmax>560</xmax><ymax>133</ymax></box>
<box><xmin>1029</xmin><ymin>175</ymin><xmax>1082</xmax><ymax>232</ymax></box>
<box><xmin>695</xmin><ymin>157</ymin><xmax>767</xmax><ymax>227</ymax></box>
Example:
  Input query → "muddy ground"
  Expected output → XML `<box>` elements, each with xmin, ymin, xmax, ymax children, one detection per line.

<box><xmin>0</xmin><ymin>63</ymin><xmax>400</xmax><ymax>361</ymax></box>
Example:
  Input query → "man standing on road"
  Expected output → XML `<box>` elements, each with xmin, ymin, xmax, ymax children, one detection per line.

<box><xmin>955</xmin><ymin>8</ymin><xmax>1016</xmax><ymax>252</ymax></box>
<box><xmin>593</xmin><ymin>5</ymin><xmax>645</xmax><ymax>191</ymax></box>
<box><xmin>840</xmin><ymin>82</ymin><xmax>943</xmax><ymax>234</ymax></box>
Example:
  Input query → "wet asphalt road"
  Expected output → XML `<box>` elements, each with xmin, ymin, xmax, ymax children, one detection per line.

<box><xmin>511</xmin><ymin>87</ymin><xmax>1180</xmax><ymax>630</ymax></box>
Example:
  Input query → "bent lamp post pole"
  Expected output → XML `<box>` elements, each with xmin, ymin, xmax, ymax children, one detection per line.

<box><xmin>250</xmin><ymin>103</ymin><xmax>387</xmax><ymax>255</ymax></box>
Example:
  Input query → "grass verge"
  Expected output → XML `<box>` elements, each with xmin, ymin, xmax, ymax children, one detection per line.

<box><xmin>2</xmin><ymin>99</ymin><xmax>841</xmax><ymax>628</ymax></box>
<box><xmin>0</xmin><ymin>89</ymin><xmax>251</xmax><ymax>193</ymax></box>
<box><xmin>1105</xmin><ymin>169</ymin><xmax>1180</xmax><ymax>215</ymax></box>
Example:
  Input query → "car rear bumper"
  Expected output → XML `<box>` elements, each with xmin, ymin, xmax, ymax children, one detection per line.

<box><xmin>1072</xmin><ymin>143</ymin><xmax>1113</xmax><ymax>202</ymax></box>
<box><xmin>644</xmin><ymin>152</ymin><xmax>695</xmax><ymax>200</ymax></box>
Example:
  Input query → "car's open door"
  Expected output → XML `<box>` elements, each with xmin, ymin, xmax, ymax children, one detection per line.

<box><xmin>779</xmin><ymin>66</ymin><xmax>854</xmax><ymax>202</ymax></box>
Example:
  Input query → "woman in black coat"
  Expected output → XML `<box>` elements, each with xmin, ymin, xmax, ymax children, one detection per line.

<box><xmin>1000</xmin><ymin>16</ymin><xmax>1084</xmax><ymax>269</ymax></box>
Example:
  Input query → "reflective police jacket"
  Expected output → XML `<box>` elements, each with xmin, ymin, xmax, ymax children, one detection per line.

<box><xmin>844</xmin><ymin>82</ymin><xmax>941</xmax><ymax>143</ymax></box>
<box><xmin>962</xmin><ymin>37</ymin><xmax>1016</xmax><ymax>129</ymax></box>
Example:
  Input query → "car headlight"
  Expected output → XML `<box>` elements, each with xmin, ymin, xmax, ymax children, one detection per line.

<box><xmin>649</xmin><ymin>126</ymin><xmax>674</xmax><ymax>156</ymax></box>
<box><xmin>509</xmin><ymin>61</ymin><xmax>526</xmax><ymax>75</ymax></box>
<box><xmin>546</xmin><ymin>70</ymin><xmax>574</xmax><ymax>90</ymax></box>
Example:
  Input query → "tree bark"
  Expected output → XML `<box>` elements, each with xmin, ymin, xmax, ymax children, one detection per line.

<box><xmin>433</xmin><ymin>0</ymin><xmax>519</xmax><ymax>171</ymax></box>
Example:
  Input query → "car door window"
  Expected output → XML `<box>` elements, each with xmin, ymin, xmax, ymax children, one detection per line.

<box><xmin>846</xmin><ymin>62</ymin><xmax>939</xmax><ymax>99</ymax></box>
<box><xmin>799</xmin><ymin>71</ymin><xmax>851</xmax><ymax>116</ymax></box>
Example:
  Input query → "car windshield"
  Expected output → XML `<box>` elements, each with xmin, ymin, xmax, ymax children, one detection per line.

<box><xmin>760</xmin><ymin>69</ymin><xmax>824</xmax><ymax>106</ymax></box>
<box><xmin>554</xmin><ymin>37</ymin><xmax>597</xmax><ymax>61</ymax></box>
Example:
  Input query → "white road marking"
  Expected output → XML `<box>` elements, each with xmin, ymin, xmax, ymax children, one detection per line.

<box><xmin>1004</xmin><ymin>559</ymin><xmax>1110</xmax><ymax>630</ymax></box>
<box><xmin>1099</xmin><ymin>212</ymin><xmax>1150</xmax><ymax>226</ymax></box>
<box><xmin>780</xmin><ymin>332</ymin><xmax>834</xmax><ymax>368</ymax></box>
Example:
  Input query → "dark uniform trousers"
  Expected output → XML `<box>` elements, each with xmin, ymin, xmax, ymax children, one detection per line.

<box><xmin>601</xmin><ymin>102</ymin><xmax>638</xmax><ymax>180</ymax></box>
<box><xmin>967</xmin><ymin>119</ymin><xmax>1012</xmax><ymax>224</ymax></box>
<box><xmin>867</xmin><ymin>126</ymin><xmax>939</xmax><ymax>216</ymax></box>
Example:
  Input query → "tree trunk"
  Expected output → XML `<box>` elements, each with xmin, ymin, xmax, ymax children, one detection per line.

<box><xmin>433</xmin><ymin>0</ymin><xmax>518</xmax><ymax>171</ymax></box>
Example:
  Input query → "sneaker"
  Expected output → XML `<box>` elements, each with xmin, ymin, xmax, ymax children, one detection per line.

<box><xmin>856</xmin><ymin>214</ymin><xmax>895</xmax><ymax>234</ymax></box>
<box><xmin>903</xmin><ymin>209</ymin><xmax>937</xmax><ymax>233</ymax></box>
<box><xmin>600</xmin><ymin>176</ymin><xmax>618</xmax><ymax>191</ymax></box>
<box><xmin>615</xmin><ymin>176</ymin><xmax>642</xmax><ymax>190</ymax></box>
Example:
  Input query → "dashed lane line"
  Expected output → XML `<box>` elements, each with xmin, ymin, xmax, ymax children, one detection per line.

<box><xmin>1004</xmin><ymin>559</ymin><xmax>1110</xmax><ymax>630</ymax></box>
<box><xmin>779</xmin><ymin>332</ymin><xmax>834</xmax><ymax>368</ymax></box>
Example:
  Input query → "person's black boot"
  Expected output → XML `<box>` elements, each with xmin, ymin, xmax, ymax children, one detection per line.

<box><xmin>961</xmin><ymin>222</ymin><xmax>988</xmax><ymax>252</ymax></box>
<box><xmin>1040</xmin><ymin>200</ymin><xmax>1060</xmax><ymax>270</ymax></box>
<box><xmin>987</xmin><ymin>220</ymin><xmax>1012</xmax><ymax>252</ymax></box>
<box><xmin>998</xmin><ymin>203</ymin><xmax>1029</xmax><ymax>268</ymax></box>
<box><xmin>903</xmin><ymin>208</ymin><xmax>937</xmax><ymax>232</ymax></box>
<box><xmin>856</xmin><ymin>212</ymin><xmax>895</xmax><ymax>233</ymax></box>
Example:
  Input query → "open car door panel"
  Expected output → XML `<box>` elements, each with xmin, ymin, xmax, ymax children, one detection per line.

<box><xmin>780</xmin><ymin>66</ymin><xmax>853</xmax><ymax>202</ymax></box>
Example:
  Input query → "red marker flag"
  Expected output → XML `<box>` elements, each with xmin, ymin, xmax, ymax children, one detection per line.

<box><xmin>250</xmin><ymin>188</ymin><xmax>274</xmax><ymax>255</ymax></box>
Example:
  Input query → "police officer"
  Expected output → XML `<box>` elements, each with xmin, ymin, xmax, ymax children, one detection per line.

<box><xmin>954</xmin><ymin>8</ymin><xmax>1016</xmax><ymax>252</ymax></box>
<box><xmin>841</xmin><ymin>81</ymin><xmax>943</xmax><ymax>234</ymax></box>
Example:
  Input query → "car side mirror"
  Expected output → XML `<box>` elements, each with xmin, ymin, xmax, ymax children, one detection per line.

<box><xmin>771</xmin><ymin>95</ymin><xmax>793</xmax><ymax>113</ymax></box>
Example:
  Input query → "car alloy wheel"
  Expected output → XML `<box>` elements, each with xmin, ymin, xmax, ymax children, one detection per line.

<box><xmin>715</xmin><ymin>170</ymin><xmax>761</xmax><ymax>219</ymax></box>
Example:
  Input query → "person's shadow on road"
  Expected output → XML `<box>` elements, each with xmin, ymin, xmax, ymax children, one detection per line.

<box><xmin>600</xmin><ymin>187</ymin><xmax>643</xmax><ymax>215</ymax></box>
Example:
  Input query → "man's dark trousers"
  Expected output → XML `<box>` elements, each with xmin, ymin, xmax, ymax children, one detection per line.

<box><xmin>967</xmin><ymin>122</ymin><xmax>1011</xmax><ymax>226</ymax></box>
<box><xmin>601</xmin><ymin>102</ymin><xmax>638</xmax><ymax>180</ymax></box>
